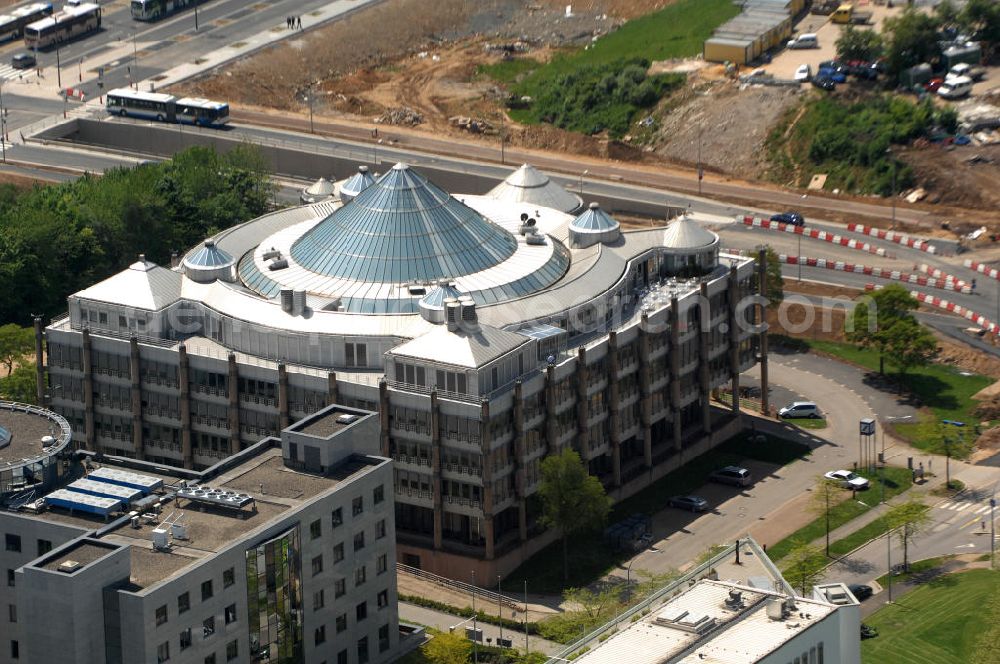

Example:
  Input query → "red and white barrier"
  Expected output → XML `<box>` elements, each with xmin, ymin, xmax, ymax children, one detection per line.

<box><xmin>964</xmin><ymin>259</ymin><xmax>1000</xmax><ymax>281</ymax></box>
<box><xmin>741</xmin><ymin>216</ymin><xmax>888</xmax><ymax>256</ymax></box>
<box><xmin>847</xmin><ymin>223</ymin><xmax>937</xmax><ymax>255</ymax></box>
<box><xmin>863</xmin><ymin>285</ymin><xmax>999</xmax><ymax>334</ymax></box>
<box><xmin>916</xmin><ymin>264</ymin><xmax>970</xmax><ymax>292</ymax></box>
<box><xmin>778</xmin><ymin>255</ymin><xmax>971</xmax><ymax>293</ymax></box>
<box><xmin>62</xmin><ymin>88</ymin><xmax>86</xmax><ymax>101</ymax></box>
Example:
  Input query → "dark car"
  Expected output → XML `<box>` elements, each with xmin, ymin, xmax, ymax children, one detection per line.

<box><xmin>848</xmin><ymin>584</ymin><xmax>874</xmax><ymax>601</ymax></box>
<box><xmin>709</xmin><ymin>465</ymin><xmax>753</xmax><ymax>487</ymax></box>
<box><xmin>847</xmin><ymin>60</ymin><xmax>879</xmax><ymax>80</ymax></box>
<box><xmin>811</xmin><ymin>75</ymin><xmax>836</xmax><ymax>91</ymax></box>
<box><xmin>770</xmin><ymin>211</ymin><xmax>805</xmax><ymax>227</ymax></box>
<box><xmin>668</xmin><ymin>495</ymin><xmax>709</xmax><ymax>512</ymax></box>
<box><xmin>817</xmin><ymin>67</ymin><xmax>848</xmax><ymax>83</ymax></box>
<box><xmin>11</xmin><ymin>53</ymin><xmax>36</xmax><ymax>70</ymax></box>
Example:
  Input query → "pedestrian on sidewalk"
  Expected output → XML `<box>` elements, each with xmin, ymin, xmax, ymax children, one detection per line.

<box><xmin>297</xmin><ymin>15</ymin><xmax>302</xmax><ymax>29</ymax></box>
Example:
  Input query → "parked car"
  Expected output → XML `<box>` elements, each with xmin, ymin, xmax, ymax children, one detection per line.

<box><xmin>848</xmin><ymin>584</ymin><xmax>874</xmax><ymax>601</ymax></box>
<box><xmin>811</xmin><ymin>75</ymin><xmax>836</xmax><ymax>91</ymax></box>
<box><xmin>824</xmin><ymin>469</ymin><xmax>871</xmax><ymax>490</ymax></box>
<box><xmin>770</xmin><ymin>211</ymin><xmax>805</xmax><ymax>227</ymax></box>
<box><xmin>787</xmin><ymin>33</ymin><xmax>819</xmax><ymax>49</ymax></box>
<box><xmin>817</xmin><ymin>66</ymin><xmax>848</xmax><ymax>83</ymax></box>
<box><xmin>779</xmin><ymin>401</ymin><xmax>820</xmax><ymax>418</ymax></box>
<box><xmin>709</xmin><ymin>466</ymin><xmax>753</xmax><ymax>487</ymax></box>
<box><xmin>948</xmin><ymin>62</ymin><xmax>985</xmax><ymax>82</ymax></box>
<box><xmin>668</xmin><ymin>495</ymin><xmax>709</xmax><ymax>512</ymax></box>
<box><xmin>794</xmin><ymin>64</ymin><xmax>812</xmax><ymax>82</ymax></box>
<box><xmin>923</xmin><ymin>77</ymin><xmax>946</xmax><ymax>93</ymax></box>
<box><xmin>938</xmin><ymin>75</ymin><xmax>973</xmax><ymax>99</ymax></box>
<box><xmin>847</xmin><ymin>60</ymin><xmax>879</xmax><ymax>80</ymax></box>
<box><xmin>11</xmin><ymin>53</ymin><xmax>35</xmax><ymax>70</ymax></box>
<box><xmin>860</xmin><ymin>623</ymin><xmax>879</xmax><ymax>639</ymax></box>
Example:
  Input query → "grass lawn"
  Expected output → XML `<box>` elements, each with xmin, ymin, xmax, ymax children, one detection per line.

<box><xmin>767</xmin><ymin>466</ymin><xmax>913</xmax><ymax>562</ymax></box>
<box><xmin>808</xmin><ymin>340</ymin><xmax>992</xmax><ymax>458</ymax></box>
<box><xmin>506</xmin><ymin>430</ymin><xmax>811</xmax><ymax>593</ymax></box>
<box><xmin>861</xmin><ymin>569</ymin><xmax>1000</xmax><ymax>664</ymax></box>
<box><xmin>791</xmin><ymin>418</ymin><xmax>828</xmax><ymax>430</ymax></box>
<box><xmin>874</xmin><ymin>555</ymin><xmax>956</xmax><ymax>587</ymax></box>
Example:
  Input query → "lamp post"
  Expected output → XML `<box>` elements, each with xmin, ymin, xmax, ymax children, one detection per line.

<box><xmin>55</xmin><ymin>45</ymin><xmax>61</xmax><ymax>90</ymax></box>
<box><xmin>471</xmin><ymin>570</ymin><xmax>478</xmax><ymax>664</ymax></box>
<box><xmin>697</xmin><ymin>121</ymin><xmax>703</xmax><ymax>195</ymax></box>
<box><xmin>991</xmin><ymin>495</ymin><xmax>996</xmax><ymax>568</ymax></box>
<box><xmin>579</xmin><ymin>169</ymin><xmax>589</xmax><ymax>198</ymax></box>
<box><xmin>797</xmin><ymin>232</ymin><xmax>802</xmax><ymax>282</ymax></box>
<box><xmin>0</xmin><ymin>82</ymin><xmax>6</xmax><ymax>164</ymax></box>
<box><xmin>886</xmin><ymin>147</ymin><xmax>897</xmax><ymax>230</ymax></box>
<box><xmin>195</xmin><ymin>2</ymin><xmax>199</xmax><ymax>31</ymax></box>
<box><xmin>306</xmin><ymin>86</ymin><xmax>314</xmax><ymax>134</ymax></box>
<box><xmin>887</xmin><ymin>528</ymin><xmax>893</xmax><ymax>603</ymax></box>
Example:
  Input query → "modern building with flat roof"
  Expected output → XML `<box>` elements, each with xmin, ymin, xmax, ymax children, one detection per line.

<box><xmin>0</xmin><ymin>404</ymin><xmax>401</xmax><ymax>664</ymax></box>
<box><xmin>40</xmin><ymin>162</ymin><xmax>765</xmax><ymax>579</ymax></box>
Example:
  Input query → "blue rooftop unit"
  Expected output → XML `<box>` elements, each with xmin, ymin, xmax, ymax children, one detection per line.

<box><xmin>87</xmin><ymin>467</ymin><xmax>163</xmax><ymax>495</ymax></box>
<box><xmin>68</xmin><ymin>478</ymin><xmax>142</xmax><ymax>504</ymax></box>
<box><xmin>45</xmin><ymin>489</ymin><xmax>122</xmax><ymax>517</ymax></box>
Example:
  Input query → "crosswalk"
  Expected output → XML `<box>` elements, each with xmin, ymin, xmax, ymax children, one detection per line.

<box><xmin>0</xmin><ymin>64</ymin><xmax>33</xmax><ymax>82</ymax></box>
<box><xmin>936</xmin><ymin>499</ymin><xmax>996</xmax><ymax>516</ymax></box>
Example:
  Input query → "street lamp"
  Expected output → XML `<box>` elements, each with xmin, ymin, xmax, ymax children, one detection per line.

<box><xmin>0</xmin><ymin>81</ymin><xmax>6</xmax><ymax>164</ymax></box>
<box><xmin>471</xmin><ymin>570</ymin><xmax>478</xmax><ymax>664</ymax></box>
<box><xmin>886</xmin><ymin>147</ymin><xmax>897</xmax><ymax>230</ymax></box>
<box><xmin>305</xmin><ymin>86</ymin><xmax>314</xmax><ymax>134</ymax></box>
<box><xmin>579</xmin><ymin>169</ymin><xmax>588</xmax><ymax>197</ymax></box>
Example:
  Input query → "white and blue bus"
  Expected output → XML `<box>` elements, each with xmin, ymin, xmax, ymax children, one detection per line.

<box><xmin>24</xmin><ymin>2</ymin><xmax>101</xmax><ymax>50</ymax></box>
<box><xmin>106</xmin><ymin>88</ymin><xmax>230</xmax><ymax>127</ymax></box>
<box><xmin>0</xmin><ymin>3</ymin><xmax>53</xmax><ymax>43</ymax></box>
<box><xmin>131</xmin><ymin>0</ymin><xmax>199</xmax><ymax>21</ymax></box>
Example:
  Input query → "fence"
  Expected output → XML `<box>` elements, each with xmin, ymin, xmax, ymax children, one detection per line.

<box><xmin>396</xmin><ymin>563</ymin><xmax>521</xmax><ymax>611</ymax></box>
<box><xmin>740</xmin><ymin>216</ymin><xmax>889</xmax><ymax>256</ymax></box>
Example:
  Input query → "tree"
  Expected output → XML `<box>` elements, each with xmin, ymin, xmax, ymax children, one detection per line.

<box><xmin>882</xmin><ymin>316</ymin><xmax>937</xmax><ymax>388</ymax></box>
<box><xmin>781</xmin><ymin>544</ymin><xmax>828</xmax><ymax>595</ymax></box>
<box><xmin>563</xmin><ymin>586</ymin><xmax>620</xmax><ymax>623</ymax></box>
<box><xmin>538</xmin><ymin>448</ymin><xmax>612</xmax><ymax>581</ymax></box>
<box><xmin>0</xmin><ymin>363</ymin><xmax>37</xmax><ymax>404</ymax></box>
<box><xmin>421</xmin><ymin>630</ymin><xmax>471</xmax><ymax>664</ymax></box>
<box><xmin>882</xmin><ymin>9</ymin><xmax>942</xmax><ymax>79</ymax></box>
<box><xmin>934</xmin><ymin>0</ymin><xmax>961</xmax><ymax>29</ymax></box>
<box><xmin>755</xmin><ymin>246</ymin><xmax>784</xmax><ymax>308</ymax></box>
<box><xmin>809</xmin><ymin>477</ymin><xmax>843</xmax><ymax>556</ymax></box>
<box><xmin>885</xmin><ymin>499</ymin><xmax>931</xmax><ymax>572</ymax></box>
<box><xmin>0</xmin><ymin>324</ymin><xmax>34</xmax><ymax>375</ymax></box>
<box><xmin>835</xmin><ymin>26</ymin><xmax>884</xmax><ymax>62</ymax></box>
<box><xmin>847</xmin><ymin>284</ymin><xmax>921</xmax><ymax>375</ymax></box>
<box><xmin>961</xmin><ymin>0</ymin><xmax>1000</xmax><ymax>59</ymax></box>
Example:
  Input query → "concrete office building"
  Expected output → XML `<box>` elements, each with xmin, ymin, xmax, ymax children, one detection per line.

<box><xmin>0</xmin><ymin>402</ymin><xmax>400</xmax><ymax>664</ymax></box>
<box><xmin>40</xmin><ymin>162</ymin><xmax>765</xmax><ymax>579</ymax></box>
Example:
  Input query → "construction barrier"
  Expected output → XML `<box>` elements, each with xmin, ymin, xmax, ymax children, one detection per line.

<box><xmin>846</xmin><ymin>223</ymin><xmax>938</xmax><ymax>255</ymax></box>
<box><xmin>916</xmin><ymin>264</ymin><xmax>971</xmax><ymax>292</ymax></box>
<box><xmin>964</xmin><ymin>259</ymin><xmax>1000</xmax><ymax>281</ymax></box>
<box><xmin>740</xmin><ymin>216</ymin><xmax>888</xmax><ymax>256</ymax></box>
<box><xmin>865</xmin><ymin>285</ymin><xmax>1000</xmax><ymax>335</ymax></box>
<box><xmin>62</xmin><ymin>88</ymin><xmax>86</xmax><ymax>101</ymax></box>
<box><xmin>777</xmin><ymin>255</ymin><xmax>971</xmax><ymax>293</ymax></box>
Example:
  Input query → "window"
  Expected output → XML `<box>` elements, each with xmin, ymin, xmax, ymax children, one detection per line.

<box><xmin>357</xmin><ymin>635</ymin><xmax>369</xmax><ymax>664</ymax></box>
<box><xmin>37</xmin><ymin>539</ymin><xmax>52</xmax><ymax>556</ymax></box>
<box><xmin>337</xmin><ymin>650</ymin><xmax>348</xmax><ymax>664</ymax></box>
<box><xmin>99</xmin><ymin>312</ymin><xmax>108</xmax><ymax>325</ymax></box>
<box><xmin>312</xmin><ymin>555</ymin><xmax>324</xmax><ymax>577</ymax></box>
<box><xmin>335</xmin><ymin>578</ymin><xmax>346</xmax><ymax>598</ymax></box>
<box><xmin>376</xmin><ymin>519</ymin><xmax>387</xmax><ymax>540</ymax></box>
<box><xmin>224</xmin><ymin>604</ymin><xmax>237</xmax><ymax>625</ymax></box>
<box><xmin>354</xmin><ymin>532</ymin><xmax>365</xmax><ymax>552</ymax></box>
<box><xmin>346</xmin><ymin>343</ymin><xmax>368</xmax><ymax>368</ymax></box>
<box><xmin>356</xmin><ymin>601</ymin><xmax>367</xmax><ymax>622</ymax></box>
<box><xmin>335</xmin><ymin>613</ymin><xmax>347</xmax><ymax>634</ymax></box>
<box><xmin>226</xmin><ymin>640</ymin><xmax>238</xmax><ymax>661</ymax></box>
<box><xmin>374</xmin><ymin>485</ymin><xmax>384</xmax><ymax>504</ymax></box>
<box><xmin>313</xmin><ymin>589</ymin><xmax>325</xmax><ymax>611</ymax></box>
<box><xmin>177</xmin><ymin>592</ymin><xmax>190</xmax><ymax>614</ymax></box>
<box><xmin>5</xmin><ymin>570</ymin><xmax>12</xmax><ymax>587</ymax></box>
<box><xmin>331</xmin><ymin>508</ymin><xmax>343</xmax><ymax>527</ymax></box>
<box><xmin>5</xmin><ymin>535</ymin><xmax>20</xmax><ymax>553</ymax></box>
<box><xmin>333</xmin><ymin>543</ymin><xmax>345</xmax><ymax>563</ymax></box>
<box><xmin>352</xmin><ymin>496</ymin><xmax>363</xmax><ymax>516</ymax></box>
<box><xmin>315</xmin><ymin>625</ymin><xmax>326</xmax><ymax>646</ymax></box>
<box><xmin>201</xmin><ymin>580</ymin><xmax>213</xmax><ymax>601</ymax></box>
<box><xmin>204</xmin><ymin>656</ymin><xmax>216</xmax><ymax>664</ymax></box>
<box><xmin>223</xmin><ymin>567</ymin><xmax>235</xmax><ymax>588</ymax></box>
<box><xmin>8</xmin><ymin>605</ymin><xmax>15</xmax><ymax>623</ymax></box>
<box><xmin>10</xmin><ymin>640</ymin><xmax>18</xmax><ymax>660</ymax></box>
<box><xmin>377</xmin><ymin>554</ymin><xmax>388</xmax><ymax>575</ymax></box>
<box><xmin>310</xmin><ymin>519</ymin><xmax>322</xmax><ymax>540</ymax></box>
<box><xmin>155</xmin><ymin>604</ymin><xmax>168</xmax><ymax>626</ymax></box>
<box><xmin>180</xmin><ymin>628</ymin><xmax>192</xmax><ymax>651</ymax></box>
<box><xmin>157</xmin><ymin>641</ymin><xmax>170</xmax><ymax>663</ymax></box>
<box><xmin>203</xmin><ymin>616</ymin><xmax>215</xmax><ymax>638</ymax></box>
<box><xmin>379</xmin><ymin>624</ymin><xmax>390</xmax><ymax>652</ymax></box>
<box><xmin>377</xmin><ymin>590</ymin><xmax>388</xmax><ymax>610</ymax></box>
<box><xmin>355</xmin><ymin>566</ymin><xmax>366</xmax><ymax>586</ymax></box>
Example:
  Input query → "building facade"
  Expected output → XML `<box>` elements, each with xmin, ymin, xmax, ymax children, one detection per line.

<box><xmin>1</xmin><ymin>403</ymin><xmax>400</xmax><ymax>664</ymax></box>
<box><xmin>41</xmin><ymin>163</ymin><xmax>765</xmax><ymax>579</ymax></box>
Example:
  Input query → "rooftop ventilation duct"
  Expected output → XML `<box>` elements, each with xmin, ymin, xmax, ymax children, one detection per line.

<box><xmin>292</xmin><ymin>290</ymin><xmax>307</xmax><ymax>316</ymax></box>
<box><xmin>458</xmin><ymin>296</ymin><xmax>479</xmax><ymax>333</ymax></box>
<box><xmin>280</xmin><ymin>289</ymin><xmax>294</xmax><ymax>313</ymax></box>
<box><xmin>444</xmin><ymin>298</ymin><xmax>460</xmax><ymax>332</ymax></box>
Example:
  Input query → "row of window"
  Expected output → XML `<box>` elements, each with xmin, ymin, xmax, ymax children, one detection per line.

<box><xmin>155</xmin><ymin>567</ymin><xmax>237</xmax><ymax>628</ymax></box>
<box><xmin>318</xmin><ymin>625</ymin><xmax>391</xmax><ymax>664</ymax></box>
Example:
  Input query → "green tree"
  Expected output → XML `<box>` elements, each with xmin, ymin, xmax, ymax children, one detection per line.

<box><xmin>0</xmin><ymin>363</ymin><xmax>37</xmax><ymax>404</ymax></box>
<box><xmin>847</xmin><ymin>284</ymin><xmax>920</xmax><ymax>375</ymax></box>
<box><xmin>781</xmin><ymin>543</ymin><xmax>828</xmax><ymax>595</ymax></box>
<box><xmin>538</xmin><ymin>448</ymin><xmax>612</xmax><ymax>581</ymax></box>
<box><xmin>882</xmin><ymin>9</ymin><xmax>942</xmax><ymax>79</ymax></box>
<box><xmin>421</xmin><ymin>630</ymin><xmax>471</xmax><ymax>664</ymax></box>
<box><xmin>809</xmin><ymin>477</ymin><xmax>843</xmax><ymax>557</ymax></box>
<box><xmin>882</xmin><ymin>316</ymin><xmax>938</xmax><ymax>388</ymax></box>
<box><xmin>961</xmin><ymin>0</ymin><xmax>1000</xmax><ymax>58</ymax></box>
<box><xmin>755</xmin><ymin>246</ymin><xmax>784</xmax><ymax>308</ymax></box>
<box><xmin>563</xmin><ymin>586</ymin><xmax>620</xmax><ymax>623</ymax></box>
<box><xmin>934</xmin><ymin>0</ymin><xmax>961</xmax><ymax>29</ymax></box>
<box><xmin>885</xmin><ymin>499</ymin><xmax>931</xmax><ymax>572</ymax></box>
<box><xmin>0</xmin><ymin>324</ymin><xmax>34</xmax><ymax>375</ymax></box>
<box><xmin>835</xmin><ymin>26</ymin><xmax>884</xmax><ymax>62</ymax></box>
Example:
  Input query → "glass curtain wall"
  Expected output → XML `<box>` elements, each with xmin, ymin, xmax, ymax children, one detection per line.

<box><xmin>247</xmin><ymin>526</ymin><xmax>303</xmax><ymax>663</ymax></box>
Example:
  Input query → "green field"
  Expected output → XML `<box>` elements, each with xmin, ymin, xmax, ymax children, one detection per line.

<box><xmin>862</xmin><ymin>569</ymin><xmax>1000</xmax><ymax>664</ymax></box>
<box><xmin>791</xmin><ymin>418</ymin><xmax>828</xmax><ymax>430</ymax></box>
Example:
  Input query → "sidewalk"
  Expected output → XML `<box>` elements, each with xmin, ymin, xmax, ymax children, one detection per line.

<box><xmin>398</xmin><ymin>602</ymin><xmax>562</xmax><ymax>655</ymax></box>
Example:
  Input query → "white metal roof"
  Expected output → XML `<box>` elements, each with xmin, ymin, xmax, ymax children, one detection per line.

<box><xmin>661</xmin><ymin>215</ymin><xmax>720</xmax><ymax>252</ymax></box>
<box><xmin>388</xmin><ymin>322</ymin><xmax>530</xmax><ymax>368</ymax></box>
<box><xmin>487</xmin><ymin>164</ymin><xmax>583</xmax><ymax>214</ymax></box>
<box><xmin>74</xmin><ymin>257</ymin><xmax>182</xmax><ymax>310</ymax></box>
<box><xmin>303</xmin><ymin>177</ymin><xmax>336</xmax><ymax>197</ymax></box>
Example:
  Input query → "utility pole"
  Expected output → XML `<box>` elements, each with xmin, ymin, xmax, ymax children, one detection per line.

<box><xmin>697</xmin><ymin>121</ymin><xmax>703</xmax><ymax>195</ymax></box>
<box><xmin>797</xmin><ymin>232</ymin><xmax>802</xmax><ymax>282</ymax></box>
<box><xmin>471</xmin><ymin>570</ymin><xmax>478</xmax><ymax>664</ymax></box>
<box><xmin>887</xmin><ymin>529</ymin><xmax>893</xmax><ymax>603</ymax></box>
<box><xmin>991</xmin><ymin>496</ymin><xmax>996</xmax><ymax>568</ymax></box>
<box><xmin>524</xmin><ymin>580</ymin><xmax>529</xmax><ymax>657</ymax></box>
<box><xmin>307</xmin><ymin>86</ymin><xmax>314</xmax><ymax>134</ymax></box>
<box><xmin>56</xmin><ymin>45</ymin><xmax>61</xmax><ymax>89</ymax></box>
<box><xmin>195</xmin><ymin>2</ymin><xmax>199</xmax><ymax>31</ymax></box>
<box><xmin>497</xmin><ymin>576</ymin><xmax>503</xmax><ymax>651</ymax></box>
<box><xmin>0</xmin><ymin>82</ymin><xmax>6</xmax><ymax>164</ymax></box>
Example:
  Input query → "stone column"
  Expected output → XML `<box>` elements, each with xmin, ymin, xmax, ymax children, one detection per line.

<box><xmin>129</xmin><ymin>336</ymin><xmax>144</xmax><ymax>459</ymax></box>
<box><xmin>607</xmin><ymin>331</ymin><xmax>622</xmax><ymax>487</ymax></box>
<box><xmin>669</xmin><ymin>298</ymin><xmax>682</xmax><ymax>453</ymax></box>
<box><xmin>481</xmin><ymin>399</ymin><xmax>495</xmax><ymax>561</ymax></box>
<box><xmin>81</xmin><ymin>328</ymin><xmax>97</xmax><ymax>454</ymax></box>
<box><xmin>513</xmin><ymin>380</ymin><xmax>528</xmax><ymax>542</ymax></box>
<box><xmin>327</xmin><ymin>371</ymin><xmax>339</xmax><ymax>406</ymax></box>
<box><xmin>638</xmin><ymin>313</ymin><xmax>653</xmax><ymax>469</ymax></box>
<box><xmin>728</xmin><ymin>265</ymin><xmax>742</xmax><ymax>416</ymax></box>
<box><xmin>277</xmin><ymin>363</ymin><xmax>290</xmax><ymax>430</ymax></box>
<box><xmin>178</xmin><ymin>344</ymin><xmax>193</xmax><ymax>469</ymax></box>
<box><xmin>698</xmin><ymin>283</ymin><xmax>712</xmax><ymax>435</ymax></box>
<box><xmin>33</xmin><ymin>317</ymin><xmax>45</xmax><ymax>405</ymax></box>
<box><xmin>226</xmin><ymin>352</ymin><xmax>240</xmax><ymax>455</ymax></box>
<box><xmin>574</xmin><ymin>347</ymin><xmax>590</xmax><ymax>458</ymax></box>
<box><xmin>378</xmin><ymin>380</ymin><xmax>390</xmax><ymax>457</ymax></box>
<box><xmin>757</xmin><ymin>248</ymin><xmax>770</xmax><ymax>416</ymax></box>
<box><xmin>430</xmin><ymin>390</ymin><xmax>443</xmax><ymax>551</ymax></box>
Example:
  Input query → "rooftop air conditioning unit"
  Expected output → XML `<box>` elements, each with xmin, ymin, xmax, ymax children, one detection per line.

<box><xmin>58</xmin><ymin>560</ymin><xmax>82</xmax><ymax>573</ymax></box>
<box><xmin>336</xmin><ymin>414</ymin><xmax>360</xmax><ymax>424</ymax></box>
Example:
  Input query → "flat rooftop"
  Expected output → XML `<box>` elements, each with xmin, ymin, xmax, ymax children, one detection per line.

<box><xmin>0</xmin><ymin>406</ymin><xmax>61</xmax><ymax>469</ymax></box>
<box><xmin>40</xmin><ymin>540</ymin><xmax>119</xmax><ymax>574</ymax></box>
<box><xmin>292</xmin><ymin>407</ymin><xmax>368</xmax><ymax>439</ymax></box>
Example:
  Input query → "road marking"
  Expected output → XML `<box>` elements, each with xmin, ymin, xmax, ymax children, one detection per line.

<box><xmin>975</xmin><ymin>505</ymin><xmax>992</xmax><ymax>515</ymax></box>
<box><xmin>0</xmin><ymin>65</ymin><xmax>33</xmax><ymax>82</ymax></box>
<box><xmin>960</xmin><ymin>516</ymin><xmax>983</xmax><ymax>530</ymax></box>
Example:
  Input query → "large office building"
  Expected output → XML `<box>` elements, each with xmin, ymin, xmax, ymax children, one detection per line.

<box><xmin>40</xmin><ymin>162</ymin><xmax>764</xmax><ymax>579</ymax></box>
<box><xmin>0</xmin><ymin>401</ymin><xmax>400</xmax><ymax>664</ymax></box>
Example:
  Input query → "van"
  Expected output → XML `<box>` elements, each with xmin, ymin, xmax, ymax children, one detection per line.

<box><xmin>938</xmin><ymin>75</ymin><xmax>973</xmax><ymax>99</ymax></box>
<box><xmin>787</xmin><ymin>33</ymin><xmax>818</xmax><ymax>49</ymax></box>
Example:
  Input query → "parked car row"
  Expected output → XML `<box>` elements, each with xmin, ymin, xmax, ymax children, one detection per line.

<box><xmin>666</xmin><ymin>465</ymin><xmax>754</xmax><ymax>513</ymax></box>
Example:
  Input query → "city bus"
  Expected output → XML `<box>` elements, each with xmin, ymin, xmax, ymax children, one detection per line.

<box><xmin>0</xmin><ymin>3</ymin><xmax>52</xmax><ymax>43</ymax></box>
<box><xmin>24</xmin><ymin>2</ymin><xmax>101</xmax><ymax>50</ymax></box>
<box><xmin>106</xmin><ymin>89</ymin><xmax>230</xmax><ymax>127</ymax></box>
<box><xmin>131</xmin><ymin>0</ymin><xmax>198</xmax><ymax>21</ymax></box>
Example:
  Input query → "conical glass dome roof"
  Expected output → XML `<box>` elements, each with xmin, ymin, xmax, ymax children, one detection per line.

<box><xmin>184</xmin><ymin>239</ymin><xmax>234</xmax><ymax>269</ymax></box>
<box><xmin>339</xmin><ymin>166</ymin><xmax>376</xmax><ymax>202</ymax></box>
<box><xmin>570</xmin><ymin>202</ymin><xmax>620</xmax><ymax>233</ymax></box>
<box><xmin>291</xmin><ymin>163</ymin><xmax>518</xmax><ymax>283</ymax></box>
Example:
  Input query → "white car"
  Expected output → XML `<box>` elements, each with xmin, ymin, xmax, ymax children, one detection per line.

<box><xmin>824</xmin><ymin>470</ymin><xmax>870</xmax><ymax>490</ymax></box>
<box><xmin>778</xmin><ymin>401</ymin><xmax>821</xmax><ymax>419</ymax></box>
<box><xmin>794</xmin><ymin>64</ymin><xmax>812</xmax><ymax>82</ymax></box>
